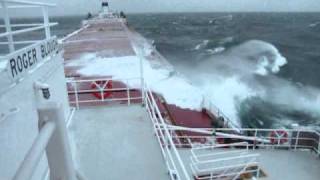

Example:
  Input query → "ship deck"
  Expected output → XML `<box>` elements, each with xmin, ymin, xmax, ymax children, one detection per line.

<box><xmin>178</xmin><ymin>148</ymin><xmax>320</xmax><ymax>180</ymax></box>
<box><xmin>62</xmin><ymin>17</ymin><xmax>320</xmax><ymax>180</ymax></box>
<box><xmin>63</xmin><ymin>18</ymin><xmax>215</xmax><ymax>133</ymax></box>
<box><xmin>257</xmin><ymin>149</ymin><xmax>320</xmax><ymax>180</ymax></box>
<box><xmin>69</xmin><ymin>104</ymin><xmax>320</xmax><ymax>180</ymax></box>
<box><xmin>69</xmin><ymin>105</ymin><xmax>168</xmax><ymax>180</ymax></box>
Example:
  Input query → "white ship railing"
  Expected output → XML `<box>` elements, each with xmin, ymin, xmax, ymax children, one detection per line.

<box><xmin>163</xmin><ymin>126</ymin><xmax>320</xmax><ymax>155</ymax></box>
<box><xmin>0</xmin><ymin>0</ymin><xmax>58</xmax><ymax>54</ymax></box>
<box><xmin>13</xmin><ymin>103</ymin><xmax>77</xmax><ymax>180</ymax></box>
<box><xmin>66</xmin><ymin>77</ymin><xmax>143</xmax><ymax>109</ymax></box>
<box><xmin>144</xmin><ymin>85</ymin><xmax>191</xmax><ymax>180</ymax></box>
<box><xmin>206</xmin><ymin>101</ymin><xmax>241</xmax><ymax>130</ymax></box>
<box><xmin>190</xmin><ymin>142</ymin><xmax>261</xmax><ymax>180</ymax></box>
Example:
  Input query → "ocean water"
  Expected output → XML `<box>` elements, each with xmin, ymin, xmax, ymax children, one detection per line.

<box><xmin>2</xmin><ymin>13</ymin><xmax>320</xmax><ymax>129</ymax></box>
<box><xmin>127</xmin><ymin>13</ymin><xmax>320</xmax><ymax>129</ymax></box>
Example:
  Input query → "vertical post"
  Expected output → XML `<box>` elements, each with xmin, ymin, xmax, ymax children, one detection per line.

<box><xmin>317</xmin><ymin>135</ymin><xmax>320</xmax><ymax>156</ymax></box>
<box><xmin>100</xmin><ymin>85</ymin><xmax>105</xmax><ymax>102</ymax></box>
<box><xmin>126</xmin><ymin>79</ymin><xmax>131</xmax><ymax>105</ymax></box>
<box><xmin>73</xmin><ymin>82</ymin><xmax>79</xmax><ymax>110</ymax></box>
<box><xmin>294</xmin><ymin>130</ymin><xmax>300</xmax><ymax>150</ymax></box>
<box><xmin>254</xmin><ymin>129</ymin><xmax>258</xmax><ymax>150</ymax></box>
<box><xmin>38</xmin><ymin>102</ymin><xmax>77</xmax><ymax>180</ymax></box>
<box><xmin>1</xmin><ymin>1</ymin><xmax>15</xmax><ymax>52</ymax></box>
<box><xmin>256</xmin><ymin>165</ymin><xmax>261</xmax><ymax>178</ymax></box>
<box><xmin>42</xmin><ymin>6</ymin><xmax>51</xmax><ymax>39</ymax></box>
<box><xmin>139</xmin><ymin>50</ymin><xmax>145</xmax><ymax>105</ymax></box>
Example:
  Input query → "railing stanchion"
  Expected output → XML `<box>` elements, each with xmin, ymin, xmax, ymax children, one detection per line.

<box><xmin>295</xmin><ymin>130</ymin><xmax>300</xmax><ymax>151</ymax></box>
<box><xmin>127</xmin><ymin>79</ymin><xmax>130</xmax><ymax>105</ymax></box>
<box><xmin>254</xmin><ymin>129</ymin><xmax>258</xmax><ymax>150</ymax></box>
<box><xmin>100</xmin><ymin>82</ymin><xmax>105</xmax><ymax>102</ymax></box>
<box><xmin>42</xmin><ymin>6</ymin><xmax>51</xmax><ymax>39</ymax></box>
<box><xmin>74</xmin><ymin>82</ymin><xmax>80</xmax><ymax>110</ymax></box>
<box><xmin>317</xmin><ymin>135</ymin><xmax>320</xmax><ymax>156</ymax></box>
<box><xmin>1</xmin><ymin>1</ymin><xmax>15</xmax><ymax>52</ymax></box>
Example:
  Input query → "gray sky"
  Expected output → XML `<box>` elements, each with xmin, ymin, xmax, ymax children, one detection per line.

<box><xmin>5</xmin><ymin>0</ymin><xmax>320</xmax><ymax>17</ymax></box>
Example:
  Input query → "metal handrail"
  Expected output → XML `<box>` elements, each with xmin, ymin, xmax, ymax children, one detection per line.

<box><xmin>0</xmin><ymin>0</ymin><xmax>57</xmax><ymax>53</ymax></box>
<box><xmin>0</xmin><ymin>0</ymin><xmax>56</xmax><ymax>7</ymax></box>
<box><xmin>13</xmin><ymin>121</ymin><xmax>56</xmax><ymax>180</ymax></box>
<box><xmin>161</xmin><ymin>125</ymin><xmax>320</xmax><ymax>155</ymax></box>
<box><xmin>0</xmin><ymin>23</ymin><xmax>58</xmax><ymax>28</ymax></box>
<box><xmin>66</xmin><ymin>77</ymin><xmax>143</xmax><ymax>109</ymax></box>
<box><xmin>0</xmin><ymin>23</ymin><xmax>58</xmax><ymax>38</ymax></box>
<box><xmin>13</xmin><ymin>102</ymin><xmax>77</xmax><ymax>180</ymax></box>
<box><xmin>205</xmin><ymin>100</ymin><xmax>241</xmax><ymax>130</ymax></box>
<box><xmin>190</xmin><ymin>142</ymin><xmax>260</xmax><ymax>179</ymax></box>
<box><xmin>144</xmin><ymin>85</ymin><xmax>191</xmax><ymax>180</ymax></box>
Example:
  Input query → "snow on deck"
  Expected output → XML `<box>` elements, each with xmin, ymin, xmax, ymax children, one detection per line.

<box><xmin>69</xmin><ymin>105</ymin><xmax>168</xmax><ymax>180</ymax></box>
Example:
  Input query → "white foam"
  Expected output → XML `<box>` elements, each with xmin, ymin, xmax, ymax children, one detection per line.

<box><xmin>194</xmin><ymin>40</ymin><xmax>209</xmax><ymax>50</ymax></box>
<box><xmin>196</xmin><ymin>76</ymin><xmax>256</xmax><ymax>126</ymax></box>
<box><xmin>72</xmin><ymin>54</ymin><xmax>203</xmax><ymax>110</ymax></box>
<box><xmin>309</xmin><ymin>22</ymin><xmax>320</xmax><ymax>28</ymax></box>
<box><xmin>255</xmin><ymin>56</ymin><xmax>269</xmax><ymax>75</ymax></box>
<box><xmin>206</xmin><ymin>47</ymin><xmax>225</xmax><ymax>54</ymax></box>
<box><xmin>227</xmin><ymin>40</ymin><xmax>287</xmax><ymax>76</ymax></box>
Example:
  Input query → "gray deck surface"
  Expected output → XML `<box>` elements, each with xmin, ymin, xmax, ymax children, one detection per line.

<box><xmin>69</xmin><ymin>105</ymin><xmax>168</xmax><ymax>180</ymax></box>
<box><xmin>179</xmin><ymin>148</ymin><xmax>320</xmax><ymax>180</ymax></box>
<box><xmin>257</xmin><ymin>149</ymin><xmax>320</xmax><ymax>180</ymax></box>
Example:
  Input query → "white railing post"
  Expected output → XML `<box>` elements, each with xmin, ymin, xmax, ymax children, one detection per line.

<box><xmin>42</xmin><ymin>6</ymin><xmax>51</xmax><ymax>39</ymax></box>
<box><xmin>100</xmin><ymin>82</ymin><xmax>105</xmax><ymax>102</ymax></box>
<box><xmin>73</xmin><ymin>82</ymin><xmax>80</xmax><ymax>110</ymax></box>
<box><xmin>318</xmin><ymin>135</ymin><xmax>320</xmax><ymax>156</ymax></box>
<box><xmin>13</xmin><ymin>121</ymin><xmax>56</xmax><ymax>180</ymax></box>
<box><xmin>38</xmin><ymin>102</ymin><xmax>77</xmax><ymax>180</ymax></box>
<box><xmin>294</xmin><ymin>130</ymin><xmax>300</xmax><ymax>150</ymax></box>
<box><xmin>140</xmin><ymin>71</ymin><xmax>145</xmax><ymax>105</ymax></box>
<box><xmin>1</xmin><ymin>1</ymin><xmax>15</xmax><ymax>52</ymax></box>
<box><xmin>254</xmin><ymin>129</ymin><xmax>258</xmax><ymax>150</ymax></box>
<box><xmin>127</xmin><ymin>79</ymin><xmax>130</xmax><ymax>105</ymax></box>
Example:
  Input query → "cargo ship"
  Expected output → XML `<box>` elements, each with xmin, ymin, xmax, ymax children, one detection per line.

<box><xmin>0</xmin><ymin>1</ymin><xmax>320</xmax><ymax>180</ymax></box>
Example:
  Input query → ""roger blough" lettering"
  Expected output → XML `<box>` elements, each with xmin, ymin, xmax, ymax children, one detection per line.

<box><xmin>10</xmin><ymin>48</ymin><xmax>37</xmax><ymax>78</ymax></box>
<box><xmin>8</xmin><ymin>38</ymin><xmax>58</xmax><ymax>79</ymax></box>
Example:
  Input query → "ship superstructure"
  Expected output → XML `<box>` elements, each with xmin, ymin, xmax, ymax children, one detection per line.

<box><xmin>0</xmin><ymin>1</ymin><xmax>320</xmax><ymax>180</ymax></box>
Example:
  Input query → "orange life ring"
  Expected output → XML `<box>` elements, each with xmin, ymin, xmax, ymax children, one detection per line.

<box><xmin>90</xmin><ymin>80</ymin><xmax>112</xmax><ymax>99</ymax></box>
<box><xmin>269</xmin><ymin>130</ymin><xmax>288</xmax><ymax>144</ymax></box>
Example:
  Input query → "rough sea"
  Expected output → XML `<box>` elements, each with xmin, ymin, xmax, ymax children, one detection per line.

<box><xmin>2</xmin><ymin>13</ymin><xmax>320</xmax><ymax>129</ymax></box>
<box><xmin>127</xmin><ymin>13</ymin><xmax>320</xmax><ymax>129</ymax></box>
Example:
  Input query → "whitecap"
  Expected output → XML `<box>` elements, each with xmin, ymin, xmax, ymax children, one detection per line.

<box><xmin>194</xmin><ymin>40</ymin><xmax>209</xmax><ymax>50</ymax></box>
<box><xmin>309</xmin><ymin>21</ymin><xmax>320</xmax><ymax>28</ymax></box>
<box><xmin>206</xmin><ymin>47</ymin><xmax>225</xmax><ymax>54</ymax></box>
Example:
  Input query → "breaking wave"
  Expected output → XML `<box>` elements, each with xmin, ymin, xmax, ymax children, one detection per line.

<box><xmin>194</xmin><ymin>40</ymin><xmax>209</xmax><ymax>50</ymax></box>
<box><xmin>227</xmin><ymin>40</ymin><xmax>287</xmax><ymax>75</ymax></box>
<box><xmin>209</xmin><ymin>15</ymin><xmax>233</xmax><ymax>24</ymax></box>
<box><xmin>189</xmin><ymin>40</ymin><xmax>320</xmax><ymax>128</ymax></box>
